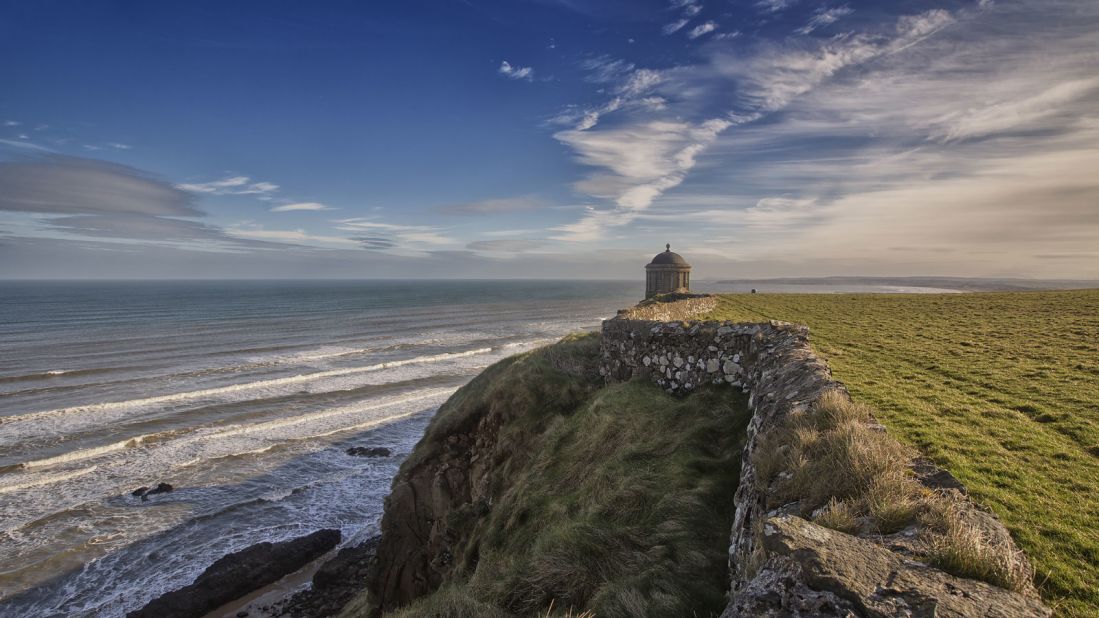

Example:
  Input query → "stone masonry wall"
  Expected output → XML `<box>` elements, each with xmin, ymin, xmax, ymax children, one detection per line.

<box><xmin>599</xmin><ymin>299</ymin><xmax>1050</xmax><ymax>617</ymax></box>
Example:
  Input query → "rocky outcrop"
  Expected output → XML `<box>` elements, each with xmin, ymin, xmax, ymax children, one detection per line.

<box><xmin>724</xmin><ymin>516</ymin><xmax>1050</xmax><ymax>618</ymax></box>
<box><xmin>127</xmin><ymin>528</ymin><xmax>340</xmax><ymax>618</ymax></box>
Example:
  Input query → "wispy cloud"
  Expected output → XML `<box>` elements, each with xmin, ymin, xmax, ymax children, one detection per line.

<box><xmin>3</xmin><ymin>120</ymin><xmax>19</xmax><ymax>127</ymax></box>
<box><xmin>0</xmin><ymin>155</ymin><xmax>202</xmax><ymax>217</ymax></box>
<box><xmin>270</xmin><ymin>201</ymin><xmax>331</xmax><ymax>212</ymax></box>
<box><xmin>795</xmin><ymin>6</ymin><xmax>853</xmax><ymax>35</ymax></box>
<box><xmin>439</xmin><ymin>195</ymin><xmax>546</xmax><ymax>215</ymax></box>
<box><xmin>177</xmin><ymin>175</ymin><xmax>280</xmax><ymax>196</ymax></box>
<box><xmin>756</xmin><ymin>0</ymin><xmax>796</xmax><ymax>13</ymax></box>
<box><xmin>687</xmin><ymin>21</ymin><xmax>717</xmax><ymax>39</ymax></box>
<box><xmin>227</xmin><ymin>227</ymin><xmax>360</xmax><ymax>249</ymax></box>
<box><xmin>662</xmin><ymin>18</ymin><xmax>690</xmax><ymax>35</ymax></box>
<box><xmin>498</xmin><ymin>60</ymin><xmax>533</xmax><ymax>81</ymax></box>
<box><xmin>548</xmin><ymin>7</ymin><xmax>961</xmax><ymax>244</ymax></box>
<box><xmin>334</xmin><ymin>218</ymin><xmax>455</xmax><ymax>251</ymax></box>
<box><xmin>466</xmin><ymin>239</ymin><xmax>545</xmax><ymax>253</ymax></box>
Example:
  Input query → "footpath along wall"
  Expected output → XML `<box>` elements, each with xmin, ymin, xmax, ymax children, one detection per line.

<box><xmin>600</xmin><ymin>297</ymin><xmax>1051</xmax><ymax>617</ymax></box>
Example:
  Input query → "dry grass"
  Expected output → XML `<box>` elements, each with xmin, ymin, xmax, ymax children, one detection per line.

<box><xmin>756</xmin><ymin>390</ymin><xmax>917</xmax><ymax>516</ymax></box>
<box><xmin>922</xmin><ymin>500</ymin><xmax>1031</xmax><ymax>592</ymax></box>
<box><xmin>755</xmin><ymin>390</ymin><xmax>1029</xmax><ymax>592</ymax></box>
<box><xmin>813</xmin><ymin>498</ymin><xmax>860</xmax><ymax>534</ymax></box>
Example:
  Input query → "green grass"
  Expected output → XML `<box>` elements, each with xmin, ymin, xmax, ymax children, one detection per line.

<box><xmin>702</xmin><ymin>289</ymin><xmax>1099</xmax><ymax>617</ymax></box>
<box><xmin>368</xmin><ymin>333</ymin><xmax>752</xmax><ymax>618</ymax></box>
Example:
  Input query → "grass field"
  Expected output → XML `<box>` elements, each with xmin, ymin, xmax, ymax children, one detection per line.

<box><xmin>702</xmin><ymin>289</ymin><xmax>1099</xmax><ymax>617</ymax></box>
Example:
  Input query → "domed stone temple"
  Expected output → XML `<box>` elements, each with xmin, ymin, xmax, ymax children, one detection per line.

<box><xmin>645</xmin><ymin>244</ymin><xmax>692</xmax><ymax>298</ymax></box>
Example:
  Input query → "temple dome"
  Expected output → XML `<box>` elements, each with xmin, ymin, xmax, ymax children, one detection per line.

<box><xmin>644</xmin><ymin>244</ymin><xmax>691</xmax><ymax>298</ymax></box>
<box><xmin>647</xmin><ymin>244</ymin><xmax>690</xmax><ymax>267</ymax></box>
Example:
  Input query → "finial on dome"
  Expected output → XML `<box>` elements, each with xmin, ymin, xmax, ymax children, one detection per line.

<box><xmin>666</xmin><ymin>243</ymin><xmax>671</xmax><ymax>252</ymax></box>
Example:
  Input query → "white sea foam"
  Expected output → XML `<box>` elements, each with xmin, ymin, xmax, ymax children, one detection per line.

<box><xmin>4</xmin><ymin>347</ymin><xmax>493</xmax><ymax>426</ymax></box>
<box><xmin>0</xmin><ymin>466</ymin><xmax>99</xmax><ymax>495</ymax></box>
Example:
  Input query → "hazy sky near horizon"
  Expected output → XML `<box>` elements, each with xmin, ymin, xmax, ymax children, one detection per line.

<box><xmin>1</xmin><ymin>0</ymin><xmax>1097</xmax><ymax>279</ymax></box>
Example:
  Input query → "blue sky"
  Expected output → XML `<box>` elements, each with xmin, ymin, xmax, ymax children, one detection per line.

<box><xmin>1</xmin><ymin>0</ymin><xmax>1097</xmax><ymax>279</ymax></box>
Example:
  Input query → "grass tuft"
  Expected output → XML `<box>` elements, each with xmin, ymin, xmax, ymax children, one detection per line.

<box><xmin>922</xmin><ymin>500</ymin><xmax>1030</xmax><ymax>592</ymax></box>
<box><xmin>813</xmin><ymin>498</ymin><xmax>860</xmax><ymax>534</ymax></box>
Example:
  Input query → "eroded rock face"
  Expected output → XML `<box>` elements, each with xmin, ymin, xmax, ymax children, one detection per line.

<box><xmin>724</xmin><ymin>516</ymin><xmax>1050</xmax><ymax>618</ymax></box>
<box><xmin>362</xmin><ymin>385</ymin><xmax>540</xmax><ymax>613</ymax></box>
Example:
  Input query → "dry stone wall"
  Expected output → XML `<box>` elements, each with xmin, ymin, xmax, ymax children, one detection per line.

<box><xmin>600</xmin><ymin>299</ymin><xmax>1050</xmax><ymax>617</ymax></box>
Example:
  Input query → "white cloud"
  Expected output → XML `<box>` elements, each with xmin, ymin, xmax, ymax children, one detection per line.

<box><xmin>177</xmin><ymin>175</ymin><xmax>280</xmax><ymax>196</ymax></box>
<box><xmin>270</xmin><ymin>201</ymin><xmax>331</xmax><ymax>212</ymax></box>
<box><xmin>227</xmin><ymin>227</ymin><xmax>359</xmax><ymax>249</ymax></box>
<box><xmin>4</xmin><ymin>120</ymin><xmax>20</xmax><ymax>127</ymax></box>
<box><xmin>929</xmin><ymin>78</ymin><xmax>1099</xmax><ymax>142</ymax></box>
<box><xmin>107</xmin><ymin>142</ymin><xmax>132</xmax><ymax>150</ymax></box>
<box><xmin>334</xmin><ymin>218</ymin><xmax>455</xmax><ymax>249</ymax></box>
<box><xmin>795</xmin><ymin>6</ymin><xmax>854</xmax><ymax>35</ymax></box>
<box><xmin>687</xmin><ymin>21</ymin><xmax>718</xmax><ymax>39</ymax></box>
<box><xmin>498</xmin><ymin>60</ymin><xmax>533</xmax><ymax>81</ymax></box>
<box><xmin>756</xmin><ymin>0</ymin><xmax>795</xmax><ymax>13</ymax></box>
<box><xmin>662</xmin><ymin>19</ymin><xmax>690</xmax><ymax>35</ymax></box>
<box><xmin>440</xmin><ymin>195</ymin><xmax>546</xmax><ymax>215</ymax></box>
<box><xmin>549</xmin><ymin>7</ymin><xmax>964</xmax><ymax>247</ymax></box>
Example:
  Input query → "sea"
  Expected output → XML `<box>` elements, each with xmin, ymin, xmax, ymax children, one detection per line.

<box><xmin>0</xmin><ymin>280</ymin><xmax>639</xmax><ymax>617</ymax></box>
<box><xmin>0</xmin><ymin>278</ymin><xmax>969</xmax><ymax>617</ymax></box>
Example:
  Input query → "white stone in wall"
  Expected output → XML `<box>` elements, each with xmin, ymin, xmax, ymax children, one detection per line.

<box><xmin>643</xmin><ymin>356</ymin><xmax>651</xmax><ymax>367</ymax></box>
<box><xmin>673</xmin><ymin>355</ymin><xmax>684</xmax><ymax>368</ymax></box>
<box><xmin>706</xmin><ymin>358</ymin><xmax>720</xmax><ymax>373</ymax></box>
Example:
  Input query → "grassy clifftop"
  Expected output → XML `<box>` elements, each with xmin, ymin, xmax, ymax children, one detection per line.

<box><xmin>342</xmin><ymin>333</ymin><xmax>750</xmax><ymax>617</ymax></box>
<box><xmin>702</xmin><ymin>289</ymin><xmax>1099</xmax><ymax>617</ymax></box>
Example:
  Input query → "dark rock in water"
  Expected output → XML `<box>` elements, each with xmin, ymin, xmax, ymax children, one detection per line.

<box><xmin>135</xmin><ymin>482</ymin><xmax>174</xmax><ymax>501</ymax></box>
<box><xmin>272</xmin><ymin>536</ymin><xmax>381</xmax><ymax>618</ymax></box>
<box><xmin>126</xmin><ymin>528</ymin><xmax>341</xmax><ymax>618</ymax></box>
<box><xmin>346</xmin><ymin>446</ymin><xmax>391</xmax><ymax>458</ymax></box>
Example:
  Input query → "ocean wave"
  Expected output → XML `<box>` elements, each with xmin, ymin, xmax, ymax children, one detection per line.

<box><xmin>3</xmin><ymin>348</ymin><xmax>493</xmax><ymax>427</ymax></box>
<box><xmin>0</xmin><ymin>366</ymin><xmax>130</xmax><ymax>385</ymax></box>
<box><xmin>1</xmin><ymin>388</ymin><xmax>451</xmax><ymax>486</ymax></box>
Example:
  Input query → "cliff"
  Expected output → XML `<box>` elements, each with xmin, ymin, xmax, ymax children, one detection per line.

<box><xmin>338</xmin><ymin>298</ymin><xmax>1051</xmax><ymax>617</ymax></box>
<box><xmin>340</xmin><ymin>332</ymin><xmax>751</xmax><ymax>617</ymax></box>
